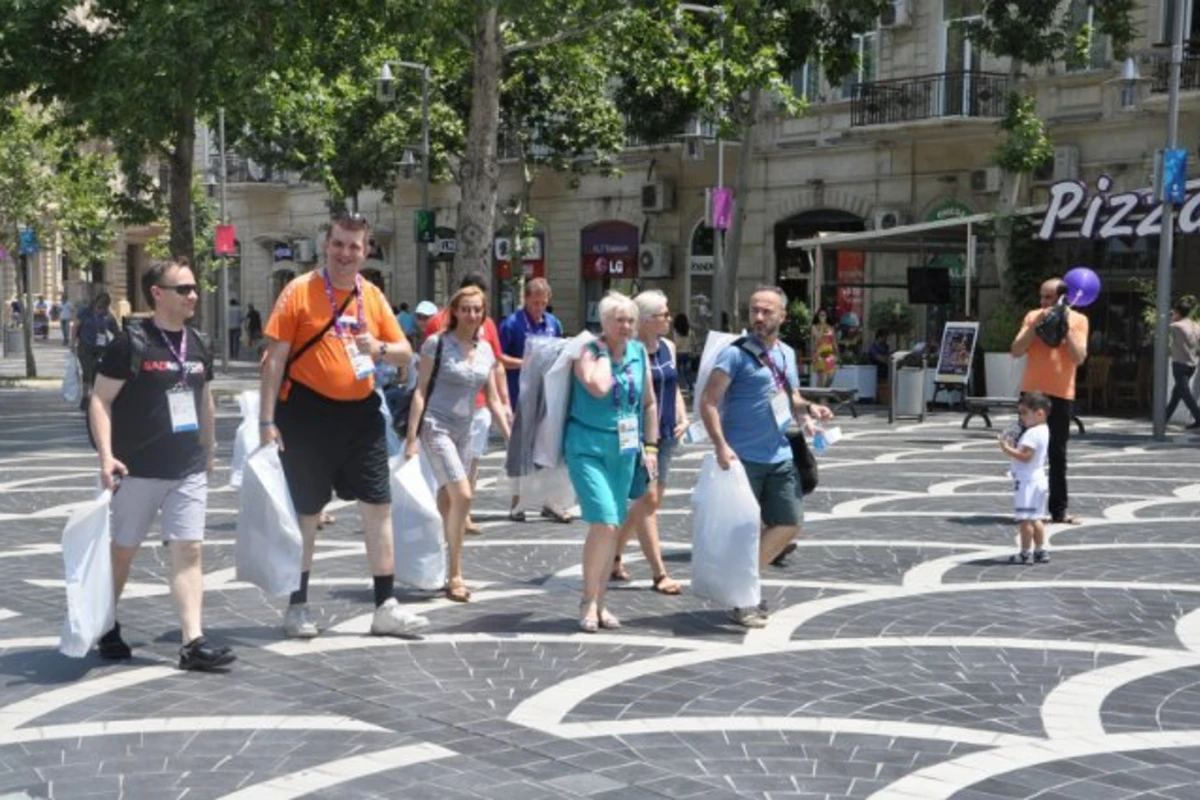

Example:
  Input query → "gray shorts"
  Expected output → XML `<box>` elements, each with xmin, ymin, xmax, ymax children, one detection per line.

<box><xmin>741</xmin><ymin>460</ymin><xmax>805</xmax><ymax>528</ymax></box>
<box><xmin>419</xmin><ymin>417</ymin><xmax>472</xmax><ymax>488</ymax></box>
<box><xmin>110</xmin><ymin>472</ymin><xmax>208</xmax><ymax>548</ymax></box>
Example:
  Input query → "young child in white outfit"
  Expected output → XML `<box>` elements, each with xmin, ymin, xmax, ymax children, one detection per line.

<box><xmin>998</xmin><ymin>392</ymin><xmax>1051</xmax><ymax>564</ymax></box>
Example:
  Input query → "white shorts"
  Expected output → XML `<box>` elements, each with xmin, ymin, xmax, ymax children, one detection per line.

<box><xmin>469</xmin><ymin>407</ymin><xmax>492</xmax><ymax>460</ymax></box>
<box><xmin>110</xmin><ymin>472</ymin><xmax>208</xmax><ymax>548</ymax></box>
<box><xmin>1013</xmin><ymin>475</ymin><xmax>1048</xmax><ymax>521</ymax></box>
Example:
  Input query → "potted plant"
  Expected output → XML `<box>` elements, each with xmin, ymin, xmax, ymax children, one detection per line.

<box><xmin>980</xmin><ymin>300</ymin><xmax>1026</xmax><ymax>398</ymax></box>
<box><xmin>868</xmin><ymin>298</ymin><xmax>914</xmax><ymax>352</ymax></box>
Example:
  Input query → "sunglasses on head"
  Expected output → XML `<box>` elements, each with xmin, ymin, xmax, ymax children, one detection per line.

<box><xmin>157</xmin><ymin>284</ymin><xmax>198</xmax><ymax>297</ymax></box>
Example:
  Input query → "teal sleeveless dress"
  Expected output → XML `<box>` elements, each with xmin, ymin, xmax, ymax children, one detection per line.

<box><xmin>563</xmin><ymin>339</ymin><xmax>647</xmax><ymax>525</ymax></box>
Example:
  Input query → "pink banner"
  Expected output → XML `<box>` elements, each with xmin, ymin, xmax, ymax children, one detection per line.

<box><xmin>215</xmin><ymin>224</ymin><xmax>237</xmax><ymax>256</ymax></box>
<box><xmin>711</xmin><ymin>187</ymin><xmax>733</xmax><ymax>230</ymax></box>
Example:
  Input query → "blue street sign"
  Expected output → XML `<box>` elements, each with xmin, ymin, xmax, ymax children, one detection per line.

<box><xmin>18</xmin><ymin>227</ymin><xmax>38</xmax><ymax>256</ymax></box>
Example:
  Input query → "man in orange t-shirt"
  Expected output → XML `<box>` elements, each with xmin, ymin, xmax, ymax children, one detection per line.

<box><xmin>424</xmin><ymin>274</ymin><xmax>511</xmax><ymax>534</ymax></box>
<box><xmin>1011</xmin><ymin>278</ymin><xmax>1089</xmax><ymax>524</ymax></box>
<box><xmin>259</xmin><ymin>213</ymin><xmax>428</xmax><ymax>639</ymax></box>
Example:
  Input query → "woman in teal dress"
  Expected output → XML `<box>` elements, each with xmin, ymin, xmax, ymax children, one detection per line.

<box><xmin>565</xmin><ymin>291</ymin><xmax>659</xmax><ymax>633</ymax></box>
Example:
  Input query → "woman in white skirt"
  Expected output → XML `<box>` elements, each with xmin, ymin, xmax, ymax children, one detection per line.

<box><xmin>405</xmin><ymin>285</ymin><xmax>511</xmax><ymax>601</ymax></box>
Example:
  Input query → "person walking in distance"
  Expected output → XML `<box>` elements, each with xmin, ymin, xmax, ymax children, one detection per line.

<box><xmin>498</xmin><ymin>278</ymin><xmax>568</xmax><ymax>522</ymax></box>
<box><xmin>405</xmin><ymin>285</ymin><xmax>511</xmax><ymax>601</ymax></box>
<box><xmin>89</xmin><ymin>258</ymin><xmax>235</xmax><ymax>670</ymax></box>
<box><xmin>59</xmin><ymin>293</ymin><xmax>74</xmax><ymax>346</ymax></box>
<box><xmin>699</xmin><ymin>286</ymin><xmax>833</xmax><ymax>628</ymax></box>
<box><xmin>259</xmin><ymin>213</ymin><xmax>428</xmax><ymax>638</ymax></box>
<box><xmin>1165</xmin><ymin>298</ymin><xmax>1200</xmax><ymax>429</ymax></box>
<box><xmin>1011</xmin><ymin>278</ymin><xmax>1088</xmax><ymax>524</ymax></box>
<box><xmin>75</xmin><ymin>293</ymin><xmax>121</xmax><ymax>411</ymax></box>
<box><xmin>227</xmin><ymin>298</ymin><xmax>244</xmax><ymax>360</ymax></box>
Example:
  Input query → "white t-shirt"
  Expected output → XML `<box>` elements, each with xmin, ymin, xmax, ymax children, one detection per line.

<box><xmin>1011</xmin><ymin>424</ymin><xmax>1049</xmax><ymax>484</ymax></box>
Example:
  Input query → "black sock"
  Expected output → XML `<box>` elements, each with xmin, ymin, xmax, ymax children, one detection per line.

<box><xmin>289</xmin><ymin>571</ymin><xmax>310</xmax><ymax>606</ymax></box>
<box><xmin>373</xmin><ymin>575</ymin><xmax>394</xmax><ymax>607</ymax></box>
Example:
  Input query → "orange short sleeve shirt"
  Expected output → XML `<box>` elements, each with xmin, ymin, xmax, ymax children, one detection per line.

<box><xmin>1019</xmin><ymin>308</ymin><xmax>1089</xmax><ymax>401</ymax></box>
<box><xmin>265</xmin><ymin>271</ymin><xmax>405</xmax><ymax>401</ymax></box>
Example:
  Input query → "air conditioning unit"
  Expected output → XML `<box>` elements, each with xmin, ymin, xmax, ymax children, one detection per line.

<box><xmin>880</xmin><ymin>0</ymin><xmax>912</xmax><ymax>28</ymax></box>
<box><xmin>872</xmin><ymin>208</ymin><xmax>907</xmax><ymax>230</ymax></box>
<box><xmin>296</xmin><ymin>239</ymin><xmax>316</xmax><ymax>263</ymax></box>
<box><xmin>641</xmin><ymin>180</ymin><xmax>676</xmax><ymax>213</ymax></box>
<box><xmin>639</xmin><ymin>242</ymin><xmax>673</xmax><ymax>279</ymax></box>
<box><xmin>1052</xmin><ymin>144</ymin><xmax>1080</xmax><ymax>181</ymax></box>
<box><xmin>970</xmin><ymin>167</ymin><xmax>1002</xmax><ymax>193</ymax></box>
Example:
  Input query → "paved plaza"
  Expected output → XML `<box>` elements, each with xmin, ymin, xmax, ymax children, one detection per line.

<box><xmin>2</xmin><ymin>342</ymin><xmax>1200</xmax><ymax>799</ymax></box>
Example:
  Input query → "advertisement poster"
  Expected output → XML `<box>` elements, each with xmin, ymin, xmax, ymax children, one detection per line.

<box><xmin>934</xmin><ymin>321</ymin><xmax>979</xmax><ymax>384</ymax></box>
<box><xmin>835</xmin><ymin>250</ymin><xmax>865</xmax><ymax>320</ymax></box>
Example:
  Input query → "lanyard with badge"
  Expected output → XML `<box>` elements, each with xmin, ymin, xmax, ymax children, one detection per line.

<box><xmin>611</xmin><ymin>352</ymin><xmax>640</xmax><ymax>454</ymax></box>
<box><xmin>157</xmin><ymin>327</ymin><xmax>199</xmax><ymax>433</ymax></box>
<box><xmin>322</xmin><ymin>270</ymin><xmax>375</xmax><ymax>380</ymax></box>
<box><xmin>94</xmin><ymin>313</ymin><xmax>111</xmax><ymax>348</ymax></box>
<box><xmin>749</xmin><ymin>339</ymin><xmax>794</xmax><ymax>428</ymax></box>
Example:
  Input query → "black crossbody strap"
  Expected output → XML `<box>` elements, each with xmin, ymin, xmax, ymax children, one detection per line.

<box><xmin>417</xmin><ymin>334</ymin><xmax>447</xmax><ymax>432</ymax></box>
<box><xmin>733</xmin><ymin>336</ymin><xmax>795</xmax><ymax>393</ymax></box>
<box><xmin>283</xmin><ymin>289</ymin><xmax>357</xmax><ymax>386</ymax></box>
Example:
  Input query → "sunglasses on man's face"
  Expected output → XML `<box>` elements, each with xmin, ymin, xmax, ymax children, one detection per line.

<box><xmin>158</xmin><ymin>284</ymin><xmax>198</xmax><ymax>297</ymax></box>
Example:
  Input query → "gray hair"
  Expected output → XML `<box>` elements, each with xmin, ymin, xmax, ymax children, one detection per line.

<box><xmin>633</xmin><ymin>289</ymin><xmax>668</xmax><ymax>320</ymax></box>
<box><xmin>598</xmin><ymin>290</ymin><xmax>637</xmax><ymax>324</ymax></box>
<box><xmin>750</xmin><ymin>284</ymin><xmax>789</xmax><ymax>308</ymax></box>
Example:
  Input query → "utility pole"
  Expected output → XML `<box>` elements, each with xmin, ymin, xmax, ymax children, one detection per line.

<box><xmin>1152</xmin><ymin>0</ymin><xmax>1184</xmax><ymax>439</ymax></box>
<box><xmin>218</xmin><ymin>108</ymin><xmax>230</xmax><ymax>371</ymax></box>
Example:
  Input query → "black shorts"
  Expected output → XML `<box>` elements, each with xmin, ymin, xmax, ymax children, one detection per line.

<box><xmin>276</xmin><ymin>382</ymin><xmax>390</xmax><ymax>515</ymax></box>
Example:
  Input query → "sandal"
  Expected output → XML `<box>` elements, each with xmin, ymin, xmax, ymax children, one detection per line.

<box><xmin>465</xmin><ymin>519</ymin><xmax>484</xmax><ymax>536</ymax></box>
<box><xmin>610</xmin><ymin>557</ymin><xmax>631</xmax><ymax>582</ymax></box>
<box><xmin>652</xmin><ymin>574</ymin><xmax>682</xmax><ymax>595</ymax></box>
<box><xmin>509</xmin><ymin>508</ymin><xmax>527</xmax><ymax>522</ymax></box>
<box><xmin>317</xmin><ymin>511</ymin><xmax>335</xmax><ymax>530</ymax></box>
<box><xmin>445</xmin><ymin>579</ymin><xmax>471</xmax><ymax>603</ymax></box>
<box><xmin>541</xmin><ymin>505</ymin><xmax>574</xmax><ymax>524</ymax></box>
<box><xmin>578</xmin><ymin>601</ymin><xmax>598</xmax><ymax>633</ymax></box>
<box><xmin>597</xmin><ymin>607</ymin><xmax>621</xmax><ymax>630</ymax></box>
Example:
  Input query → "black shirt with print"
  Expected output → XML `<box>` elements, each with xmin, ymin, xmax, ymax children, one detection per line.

<box><xmin>98</xmin><ymin>321</ymin><xmax>213</xmax><ymax>479</ymax></box>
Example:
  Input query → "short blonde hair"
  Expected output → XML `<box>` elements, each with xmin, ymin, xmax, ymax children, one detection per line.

<box><xmin>598</xmin><ymin>290</ymin><xmax>637</xmax><ymax>324</ymax></box>
<box><xmin>633</xmin><ymin>289</ymin><xmax>668</xmax><ymax>320</ymax></box>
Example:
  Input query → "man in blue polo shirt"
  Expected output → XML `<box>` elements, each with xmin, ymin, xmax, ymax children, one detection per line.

<box><xmin>699</xmin><ymin>285</ymin><xmax>832</xmax><ymax>628</ymax></box>
<box><xmin>498</xmin><ymin>277</ymin><xmax>562</xmax><ymax>407</ymax></box>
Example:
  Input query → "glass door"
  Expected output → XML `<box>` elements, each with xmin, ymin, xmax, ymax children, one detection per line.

<box><xmin>942</xmin><ymin>15</ymin><xmax>982</xmax><ymax>116</ymax></box>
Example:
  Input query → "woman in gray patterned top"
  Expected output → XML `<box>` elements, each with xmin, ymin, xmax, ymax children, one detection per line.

<box><xmin>405</xmin><ymin>285</ymin><xmax>511</xmax><ymax>601</ymax></box>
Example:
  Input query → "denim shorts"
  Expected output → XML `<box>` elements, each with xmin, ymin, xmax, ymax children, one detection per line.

<box><xmin>741</xmin><ymin>459</ymin><xmax>805</xmax><ymax>528</ymax></box>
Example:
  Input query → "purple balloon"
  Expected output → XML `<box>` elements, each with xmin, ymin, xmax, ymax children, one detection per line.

<box><xmin>1064</xmin><ymin>266</ymin><xmax>1101</xmax><ymax>308</ymax></box>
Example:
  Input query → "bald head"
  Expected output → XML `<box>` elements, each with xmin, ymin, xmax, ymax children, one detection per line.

<box><xmin>1039</xmin><ymin>279</ymin><xmax>1065</xmax><ymax>309</ymax></box>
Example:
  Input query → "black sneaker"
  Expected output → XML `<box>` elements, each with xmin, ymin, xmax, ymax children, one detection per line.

<box><xmin>178</xmin><ymin>637</ymin><xmax>236</xmax><ymax>672</ymax></box>
<box><xmin>1009</xmin><ymin>551</ymin><xmax>1031</xmax><ymax>566</ymax></box>
<box><xmin>770</xmin><ymin>543</ymin><xmax>798</xmax><ymax>568</ymax></box>
<box><xmin>1033</xmin><ymin>550</ymin><xmax>1050</xmax><ymax>564</ymax></box>
<box><xmin>98</xmin><ymin>622</ymin><xmax>132</xmax><ymax>660</ymax></box>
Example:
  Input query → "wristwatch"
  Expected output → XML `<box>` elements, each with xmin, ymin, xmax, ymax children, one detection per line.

<box><xmin>378</xmin><ymin>342</ymin><xmax>389</xmax><ymax>357</ymax></box>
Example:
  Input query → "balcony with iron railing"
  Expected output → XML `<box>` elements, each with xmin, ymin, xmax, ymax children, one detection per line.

<box><xmin>850</xmin><ymin>71</ymin><xmax>1010</xmax><ymax>127</ymax></box>
<box><xmin>1149</xmin><ymin>50</ymin><xmax>1200</xmax><ymax>93</ymax></box>
<box><xmin>206</xmin><ymin>153</ymin><xmax>294</xmax><ymax>185</ymax></box>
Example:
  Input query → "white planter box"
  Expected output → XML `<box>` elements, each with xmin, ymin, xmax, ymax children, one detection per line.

<box><xmin>984</xmin><ymin>352</ymin><xmax>1026</xmax><ymax>398</ymax></box>
<box><xmin>829</xmin><ymin>365</ymin><xmax>878</xmax><ymax>401</ymax></box>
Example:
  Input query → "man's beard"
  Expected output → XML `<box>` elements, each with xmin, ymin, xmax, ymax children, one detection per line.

<box><xmin>754</xmin><ymin>321</ymin><xmax>781</xmax><ymax>339</ymax></box>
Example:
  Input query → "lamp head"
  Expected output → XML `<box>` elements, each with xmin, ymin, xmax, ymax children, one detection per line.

<box><xmin>377</xmin><ymin>63</ymin><xmax>395</xmax><ymax>102</ymax></box>
<box><xmin>399</xmin><ymin>149</ymin><xmax>416</xmax><ymax>180</ymax></box>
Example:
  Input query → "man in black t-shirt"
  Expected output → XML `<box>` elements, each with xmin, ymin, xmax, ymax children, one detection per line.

<box><xmin>89</xmin><ymin>257</ymin><xmax>235</xmax><ymax>672</ymax></box>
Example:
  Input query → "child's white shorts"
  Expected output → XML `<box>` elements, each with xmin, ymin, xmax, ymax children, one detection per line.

<box><xmin>1014</xmin><ymin>476</ymin><xmax>1048</xmax><ymax>521</ymax></box>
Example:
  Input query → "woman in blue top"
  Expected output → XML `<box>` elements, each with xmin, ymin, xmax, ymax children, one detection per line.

<box><xmin>611</xmin><ymin>291</ymin><xmax>688</xmax><ymax>594</ymax></box>
<box><xmin>565</xmin><ymin>291</ymin><xmax>659</xmax><ymax>632</ymax></box>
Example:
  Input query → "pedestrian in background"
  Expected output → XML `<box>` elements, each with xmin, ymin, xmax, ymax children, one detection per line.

<box><xmin>565</xmin><ymin>291</ymin><xmax>658</xmax><ymax>632</ymax></box>
<box><xmin>227</xmin><ymin>298</ymin><xmax>244</xmax><ymax>360</ymax></box>
<box><xmin>59</xmin><ymin>294</ymin><xmax>74</xmax><ymax>346</ymax></box>
<box><xmin>611</xmin><ymin>290</ymin><xmax>685</xmax><ymax>595</ymax></box>
<box><xmin>75</xmin><ymin>293</ymin><xmax>120</xmax><ymax>411</ymax></box>
<box><xmin>1166</xmin><ymin>297</ymin><xmax>1200</xmax><ymax>429</ymax></box>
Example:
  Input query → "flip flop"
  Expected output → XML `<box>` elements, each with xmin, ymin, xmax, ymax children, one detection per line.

<box><xmin>445</xmin><ymin>580</ymin><xmax>471</xmax><ymax>602</ymax></box>
<box><xmin>610</xmin><ymin>557</ymin><xmax>631</xmax><ymax>582</ymax></box>
<box><xmin>652</xmin><ymin>574</ymin><xmax>682</xmax><ymax>595</ymax></box>
<box><xmin>508</xmin><ymin>508</ymin><xmax>526</xmax><ymax>522</ymax></box>
<box><xmin>465</xmin><ymin>520</ymin><xmax>484</xmax><ymax>535</ymax></box>
<box><xmin>541</xmin><ymin>505</ymin><xmax>573</xmax><ymax>524</ymax></box>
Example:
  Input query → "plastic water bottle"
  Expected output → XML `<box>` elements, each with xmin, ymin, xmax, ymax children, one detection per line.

<box><xmin>812</xmin><ymin>429</ymin><xmax>828</xmax><ymax>454</ymax></box>
<box><xmin>684</xmin><ymin>421</ymin><xmax>709</xmax><ymax>445</ymax></box>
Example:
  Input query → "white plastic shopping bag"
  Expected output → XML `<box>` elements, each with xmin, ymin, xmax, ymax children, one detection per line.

<box><xmin>690</xmin><ymin>454</ymin><xmax>761</xmax><ymax>609</ymax></box>
<box><xmin>59</xmin><ymin>489</ymin><xmax>115</xmax><ymax>658</ymax></box>
<box><xmin>692</xmin><ymin>331</ymin><xmax>737</xmax><ymax>420</ymax></box>
<box><xmin>61</xmin><ymin>352</ymin><xmax>83</xmax><ymax>407</ymax></box>
<box><xmin>228</xmin><ymin>390</ymin><xmax>261</xmax><ymax>488</ymax></box>
<box><xmin>391</xmin><ymin>453</ymin><xmax>446</xmax><ymax>591</ymax></box>
<box><xmin>236</xmin><ymin>444</ymin><xmax>303</xmax><ymax>596</ymax></box>
<box><xmin>533</xmin><ymin>331</ymin><xmax>596</xmax><ymax>468</ymax></box>
<box><xmin>379</xmin><ymin>389</ymin><xmax>403</xmax><ymax>458</ymax></box>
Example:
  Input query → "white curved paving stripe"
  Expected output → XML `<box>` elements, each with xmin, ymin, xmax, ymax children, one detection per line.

<box><xmin>3</xmin><ymin>371</ymin><xmax>1200</xmax><ymax>799</ymax></box>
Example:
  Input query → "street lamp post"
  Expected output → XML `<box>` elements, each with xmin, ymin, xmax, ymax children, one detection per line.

<box><xmin>218</xmin><ymin>107</ymin><xmax>229</xmax><ymax>372</ymax></box>
<box><xmin>1152</xmin><ymin>1</ymin><xmax>1185</xmax><ymax>440</ymax></box>
<box><xmin>679</xmin><ymin>3</ymin><xmax>728</xmax><ymax>329</ymax></box>
<box><xmin>379</xmin><ymin>61</ymin><xmax>431</xmax><ymax>303</ymax></box>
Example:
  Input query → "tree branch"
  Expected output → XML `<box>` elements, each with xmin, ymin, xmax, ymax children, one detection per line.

<box><xmin>503</xmin><ymin>12</ymin><xmax>619</xmax><ymax>56</ymax></box>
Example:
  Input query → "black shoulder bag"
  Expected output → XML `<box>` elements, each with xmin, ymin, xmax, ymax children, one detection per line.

<box><xmin>281</xmin><ymin>289</ymin><xmax>356</xmax><ymax>397</ymax></box>
<box><xmin>733</xmin><ymin>336</ymin><xmax>818</xmax><ymax>495</ymax></box>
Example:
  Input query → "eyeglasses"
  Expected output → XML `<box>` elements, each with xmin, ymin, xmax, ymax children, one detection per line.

<box><xmin>157</xmin><ymin>284</ymin><xmax>198</xmax><ymax>296</ymax></box>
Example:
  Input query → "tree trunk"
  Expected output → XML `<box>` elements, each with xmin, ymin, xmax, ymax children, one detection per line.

<box><xmin>168</xmin><ymin>111</ymin><xmax>197</xmax><ymax>269</ymax></box>
<box><xmin>20</xmin><ymin>255</ymin><xmax>36</xmax><ymax>378</ymax></box>
<box><xmin>993</xmin><ymin>61</ymin><xmax>1024</xmax><ymax>304</ymax></box>
<box><xmin>722</xmin><ymin>85</ymin><xmax>760</xmax><ymax>332</ymax></box>
<box><xmin>456</xmin><ymin>5</ymin><xmax>503</xmax><ymax>292</ymax></box>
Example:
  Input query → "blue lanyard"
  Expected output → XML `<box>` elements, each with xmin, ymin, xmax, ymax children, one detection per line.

<box><xmin>321</xmin><ymin>270</ymin><xmax>364</xmax><ymax>336</ymax></box>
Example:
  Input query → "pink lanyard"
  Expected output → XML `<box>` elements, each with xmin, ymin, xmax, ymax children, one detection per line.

<box><xmin>321</xmin><ymin>270</ymin><xmax>364</xmax><ymax>336</ymax></box>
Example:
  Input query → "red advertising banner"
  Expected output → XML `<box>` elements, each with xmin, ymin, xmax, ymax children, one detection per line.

<box><xmin>215</xmin><ymin>224</ymin><xmax>237</xmax><ymax>256</ymax></box>
<box><xmin>835</xmin><ymin>250</ymin><xmax>865</xmax><ymax>321</ymax></box>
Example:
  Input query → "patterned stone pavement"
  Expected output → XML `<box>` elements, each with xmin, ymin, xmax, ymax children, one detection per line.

<box><xmin>2</xmin><ymin>362</ymin><xmax>1200</xmax><ymax>799</ymax></box>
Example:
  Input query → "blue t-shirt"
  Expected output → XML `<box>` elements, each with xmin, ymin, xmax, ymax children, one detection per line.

<box><xmin>712</xmin><ymin>338</ymin><xmax>799</xmax><ymax>464</ymax></box>
<box><xmin>397</xmin><ymin>310</ymin><xmax>416</xmax><ymax>337</ymax></box>
<box><xmin>499</xmin><ymin>308</ymin><xmax>562</xmax><ymax>404</ymax></box>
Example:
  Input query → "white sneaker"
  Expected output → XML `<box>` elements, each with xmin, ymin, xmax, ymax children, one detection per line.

<box><xmin>370</xmin><ymin>598</ymin><xmax>430</xmax><ymax>636</ymax></box>
<box><xmin>727</xmin><ymin>607</ymin><xmax>767</xmax><ymax>629</ymax></box>
<box><xmin>283</xmin><ymin>603</ymin><xmax>320</xmax><ymax>638</ymax></box>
